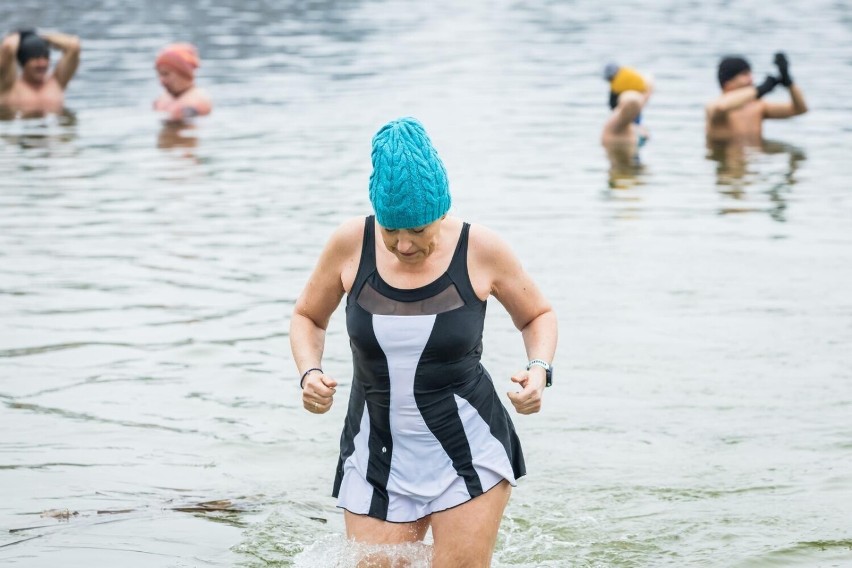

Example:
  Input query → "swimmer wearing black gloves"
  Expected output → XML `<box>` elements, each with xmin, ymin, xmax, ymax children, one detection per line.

<box><xmin>706</xmin><ymin>52</ymin><xmax>807</xmax><ymax>143</ymax></box>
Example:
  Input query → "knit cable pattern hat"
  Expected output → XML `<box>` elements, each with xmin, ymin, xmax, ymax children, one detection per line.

<box><xmin>369</xmin><ymin>117</ymin><xmax>451</xmax><ymax>230</ymax></box>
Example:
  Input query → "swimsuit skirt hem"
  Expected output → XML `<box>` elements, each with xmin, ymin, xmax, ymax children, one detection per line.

<box><xmin>336</xmin><ymin>474</ymin><xmax>519</xmax><ymax>523</ymax></box>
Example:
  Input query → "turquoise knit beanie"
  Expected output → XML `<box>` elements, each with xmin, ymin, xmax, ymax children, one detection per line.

<box><xmin>369</xmin><ymin>117</ymin><xmax>451</xmax><ymax>230</ymax></box>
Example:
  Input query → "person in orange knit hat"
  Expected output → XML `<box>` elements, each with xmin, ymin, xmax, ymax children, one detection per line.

<box><xmin>153</xmin><ymin>43</ymin><xmax>211</xmax><ymax>121</ymax></box>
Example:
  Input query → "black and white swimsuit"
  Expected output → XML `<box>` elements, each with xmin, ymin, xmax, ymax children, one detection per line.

<box><xmin>333</xmin><ymin>216</ymin><xmax>525</xmax><ymax>522</ymax></box>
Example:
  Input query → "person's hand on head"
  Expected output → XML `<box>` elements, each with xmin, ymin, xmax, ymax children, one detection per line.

<box><xmin>756</xmin><ymin>75</ymin><xmax>780</xmax><ymax>99</ymax></box>
<box><xmin>774</xmin><ymin>52</ymin><xmax>793</xmax><ymax>87</ymax></box>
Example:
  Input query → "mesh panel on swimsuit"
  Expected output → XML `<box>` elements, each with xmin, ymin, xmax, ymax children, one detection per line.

<box><xmin>356</xmin><ymin>281</ymin><xmax>465</xmax><ymax>316</ymax></box>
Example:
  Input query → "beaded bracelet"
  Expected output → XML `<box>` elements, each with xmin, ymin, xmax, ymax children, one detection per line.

<box><xmin>300</xmin><ymin>367</ymin><xmax>323</xmax><ymax>389</ymax></box>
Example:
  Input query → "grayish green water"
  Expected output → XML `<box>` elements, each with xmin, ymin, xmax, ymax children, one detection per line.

<box><xmin>1</xmin><ymin>0</ymin><xmax>851</xmax><ymax>566</ymax></box>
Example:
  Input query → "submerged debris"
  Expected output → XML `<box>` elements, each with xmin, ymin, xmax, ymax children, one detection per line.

<box><xmin>40</xmin><ymin>509</ymin><xmax>78</xmax><ymax>520</ymax></box>
<box><xmin>169</xmin><ymin>498</ymin><xmax>250</xmax><ymax>513</ymax></box>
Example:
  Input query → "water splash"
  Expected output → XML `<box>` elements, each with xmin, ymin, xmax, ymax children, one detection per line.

<box><xmin>293</xmin><ymin>535</ymin><xmax>432</xmax><ymax>568</ymax></box>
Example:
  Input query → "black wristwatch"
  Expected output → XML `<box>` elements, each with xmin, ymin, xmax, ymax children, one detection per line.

<box><xmin>527</xmin><ymin>359</ymin><xmax>553</xmax><ymax>387</ymax></box>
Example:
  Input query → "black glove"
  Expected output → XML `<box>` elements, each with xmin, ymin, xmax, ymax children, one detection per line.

<box><xmin>755</xmin><ymin>75</ymin><xmax>780</xmax><ymax>98</ymax></box>
<box><xmin>608</xmin><ymin>91</ymin><xmax>619</xmax><ymax>110</ymax></box>
<box><xmin>774</xmin><ymin>52</ymin><xmax>793</xmax><ymax>87</ymax></box>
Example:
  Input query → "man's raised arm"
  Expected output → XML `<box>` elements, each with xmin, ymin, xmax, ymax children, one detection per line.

<box><xmin>42</xmin><ymin>31</ymin><xmax>81</xmax><ymax>89</ymax></box>
<box><xmin>0</xmin><ymin>33</ymin><xmax>20</xmax><ymax>94</ymax></box>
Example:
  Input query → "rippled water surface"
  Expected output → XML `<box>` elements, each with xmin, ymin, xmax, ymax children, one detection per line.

<box><xmin>2</xmin><ymin>1</ymin><xmax>851</xmax><ymax>566</ymax></box>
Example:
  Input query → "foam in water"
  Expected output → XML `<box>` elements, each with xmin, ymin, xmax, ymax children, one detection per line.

<box><xmin>293</xmin><ymin>534</ymin><xmax>433</xmax><ymax>568</ymax></box>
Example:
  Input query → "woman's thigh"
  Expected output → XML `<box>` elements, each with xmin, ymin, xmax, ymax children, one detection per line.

<box><xmin>429</xmin><ymin>480</ymin><xmax>512</xmax><ymax>568</ymax></box>
<box><xmin>344</xmin><ymin>510</ymin><xmax>431</xmax><ymax>543</ymax></box>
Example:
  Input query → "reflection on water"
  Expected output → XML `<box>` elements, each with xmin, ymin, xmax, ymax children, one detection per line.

<box><xmin>605</xmin><ymin>142</ymin><xmax>647</xmax><ymax>191</ymax></box>
<box><xmin>157</xmin><ymin>121</ymin><xmax>200</xmax><ymax>155</ymax></box>
<box><xmin>707</xmin><ymin>138</ymin><xmax>806</xmax><ymax>222</ymax></box>
<box><xmin>0</xmin><ymin>105</ymin><xmax>75</xmax><ymax>123</ymax></box>
<box><xmin>0</xmin><ymin>107</ymin><xmax>77</xmax><ymax>149</ymax></box>
<box><xmin>601</xmin><ymin>142</ymin><xmax>649</xmax><ymax>223</ymax></box>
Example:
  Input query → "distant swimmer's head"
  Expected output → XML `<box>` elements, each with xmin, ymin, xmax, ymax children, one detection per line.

<box><xmin>717</xmin><ymin>56</ymin><xmax>752</xmax><ymax>89</ymax></box>
<box><xmin>369</xmin><ymin>117</ymin><xmax>451</xmax><ymax>231</ymax></box>
<box><xmin>17</xmin><ymin>30</ymin><xmax>51</xmax><ymax>84</ymax></box>
<box><xmin>605</xmin><ymin>64</ymin><xmax>647</xmax><ymax>109</ymax></box>
<box><xmin>155</xmin><ymin>43</ymin><xmax>200</xmax><ymax>97</ymax></box>
<box><xmin>603</xmin><ymin>62</ymin><xmax>620</xmax><ymax>82</ymax></box>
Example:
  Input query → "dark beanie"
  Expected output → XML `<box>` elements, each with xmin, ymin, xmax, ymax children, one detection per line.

<box><xmin>717</xmin><ymin>56</ymin><xmax>750</xmax><ymax>87</ymax></box>
<box><xmin>17</xmin><ymin>31</ymin><xmax>50</xmax><ymax>66</ymax></box>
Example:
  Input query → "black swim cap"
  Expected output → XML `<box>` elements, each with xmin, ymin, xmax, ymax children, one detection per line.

<box><xmin>718</xmin><ymin>56</ymin><xmax>750</xmax><ymax>87</ymax></box>
<box><xmin>17</xmin><ymin>30</ymin><xmax>50</xmax><ymax>66</ymax></box>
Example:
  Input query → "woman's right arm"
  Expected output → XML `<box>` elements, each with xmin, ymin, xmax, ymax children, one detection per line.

<box><xmin>289</xmin><ymin>218</ymin><xmax>362</xmax><ymax>413</ymax></box>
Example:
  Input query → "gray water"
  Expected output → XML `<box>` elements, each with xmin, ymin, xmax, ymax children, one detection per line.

<box><xmin>2</xmin><ymin>0</ymin><xmax>851</xmax><ymax>566</ymax></box>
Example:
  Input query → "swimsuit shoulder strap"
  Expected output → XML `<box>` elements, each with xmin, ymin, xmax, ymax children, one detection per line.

<box><xmin>446</xmin><ymin>222</ymin><xmax>483</xmax><ymax>305</ymax></box>
<box><xmin>349</xmin><ymin>215</ymin><xmax>376</xmax><ymax>299</ymax></box>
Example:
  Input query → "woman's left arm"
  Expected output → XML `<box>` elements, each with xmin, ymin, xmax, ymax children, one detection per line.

<box><xmin>471</xmin><ymin>225</ymin><xmax>558</xmax><ymax>414</ymax></box>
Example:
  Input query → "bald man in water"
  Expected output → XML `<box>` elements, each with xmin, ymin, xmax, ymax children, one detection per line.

<box><xmin>706</xmin><ymin>53</ymin><xmax>807</xmax><ymax>142</ymax></box>
<box><xmin>0</xmin><ymin>29</ymin><xmax>81</xmax><ymax>115</ymax></box>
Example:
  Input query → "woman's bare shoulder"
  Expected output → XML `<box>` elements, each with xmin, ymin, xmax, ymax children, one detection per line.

<box><xmin>467</xmin><ymin>221</ymin><xmax>513</xmax><ymax>260</ymax></box>
<box><xmin>333</xmin><ymin>215</ymin><xmax>367</xmax><ymax>240</ymax></box>
<box><xmin>323</xmin><ymin>216</ymin><xmax>367</xmax><ymax>259</ymax></box>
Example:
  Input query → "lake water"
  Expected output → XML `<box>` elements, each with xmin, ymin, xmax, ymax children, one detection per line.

<box><xmin>1</xmin><ymin>1</ymin><xmax>851</xmax><ymax>566</ymax></box>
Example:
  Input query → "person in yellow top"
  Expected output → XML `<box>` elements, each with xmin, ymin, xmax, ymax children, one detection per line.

<box><xmin>601</xmin><ymin>63</ymin><xmax>653</xmax><ymax>189</ymax></box>
<box><xmin>601</xmin><ymin>63</ymin><xmax>653</xmax><ymax>149</ymax></box>
<box><xmin>0</xmin><ymin>29</ymin><xmax>81</xmax><ymax>116</ymax></box>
